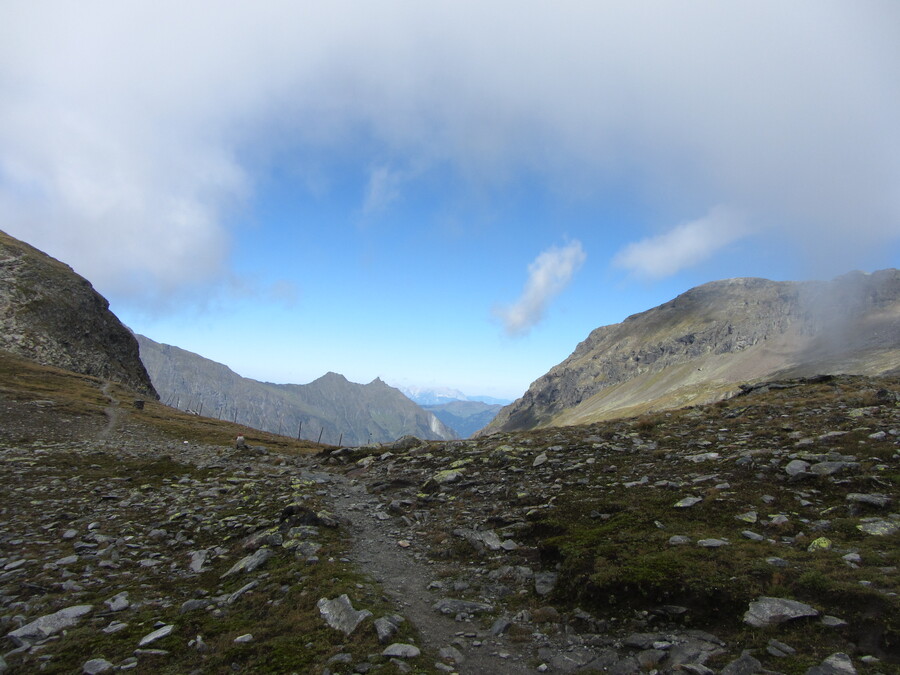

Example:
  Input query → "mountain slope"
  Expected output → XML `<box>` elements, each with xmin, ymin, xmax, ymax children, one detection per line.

<box><xmin>0</xmin><ymin>229</ymin><xmax>155</xmax><ymax>396</ymax></box>
<box><xmin>423</xmin><ymin>400</ymin><xmax>504</xmax><ymax>438</ymax></box>
<box><xmin>485</xmin><ymin>269</ymin><xmax>900</xmax><ymax>433</ymax></box>
<box><xmin>136</xmin><ymin>334</ymin><xmax>456</xmax><ymax>446</ymax></box>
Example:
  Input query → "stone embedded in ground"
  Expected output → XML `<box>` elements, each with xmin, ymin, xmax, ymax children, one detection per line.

<box><xmin>138</xmin><ymin>624</ymin><xmax>175</xmax><ymax>647</ymax></box>
<box><xmin>674</xmin><ymin>496</ymin><xmax>702</xmax><ymax>508</ymax></box>
<box><xmin>721</xmin><ymin>650</ymin><xmax>762</xmax><ymax>675</ymax></box>
<box><xmin>432</xmin><ymin>598</ymin><xmax>494</xmax><ymax>615</ymax></box>
<box><xmin>807</xmin><ymin>537</ymin><xmax>832</xmax><ymax>552</ymax></box>
<box><xmin>317</xmin><ymin>594</ymin><xmax>373</xmax><ymax>635</ymax></box>
<box><xmin>82</xmin><ymin>658</ymin><xmax>114</xmax><ymax>674</ymax></box>
<box><xmin>534</xmin><ymin>571</ymin><xmax>558</xmax><ymax>596</ymax></box>
<box><xmin>6</xmin><ymin>604</ymin><xmax>93</xmax><ymax>646</ymax></box>
<box><xmin>857</xmin><ymin>518</ymin><xmax>899</xmax><ymax>536</ymax></box>
<box><xmin>104</xmin><ymin>591</ymin><xmax>129</xmax><ymax>612</ymax></box>
<box><xmin>744</xmin><ymin>597</ymin><xmax>819</xmax><ymax>627</ymax></box>
<box><xmin>697</xmin><ymin>538</ymin><xmax>729</xmax><ymax>548</ymax></box>
<box><xmin>382</xmin><ymin>643</ymin><xmax>420</xmax><ymax>658</ymax></box>
<box><xmin>669</xmin><ymin>535</ymin><xmax>692</xmax><ymax>545</ymax></box>
<box><xmin>373</xmin><ymin>616</ymin><xmax>398</xmax><ymax>644</ymax></box>
<box><xmin>220</xmin><ymin>547</ymin><xmax>273</xmax><ymax>578</ymax></box>
<box><xmin>784</xmin><ymin>459</ymin><xmax>811</xmax><ymax>477</ymax></box>
<box><xmin>806</xmin><ymin>652</ymin><xmax>857</xmax><ymax>675</ymax></box>
<box><xmin>846</xmin><ymin>493</ymin><xmax>891</xmax><ymax>508</ymax></box>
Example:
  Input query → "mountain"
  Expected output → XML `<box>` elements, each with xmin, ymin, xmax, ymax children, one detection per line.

<box><xmin>484</xmin><ymin>269</ymin><xmax>900</xmax><ymax>434</ymax></box>
<box><xmin>422</xmin><ymin>400</ymin><xmax>505</xmax><ymax>438</ymax></box>
<box><xmin>398</xmin><ymin>385</ymin><xmax>469</xmax><ymax>406</ymax></box>
<box><xmin>0</xmin><ymin>229</ymin><xmax>155</xmax><ymax>396</ymax></box>
<box><xmin>136</xmin><ymin>334</ymin><xmax>457</xmax><ymax>446</ymax></box>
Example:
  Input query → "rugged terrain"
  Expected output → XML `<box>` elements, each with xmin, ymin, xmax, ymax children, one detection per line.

<box><xmin>0</xmin><ymin>230</ymin><xmax>155</xmax><ymax>397</ymax></box>
<box><xmin>136</xmin><ymin>334</ymin><xmax>456</xmax><ymax>447</ymax></box>
<box><xmin>486</xmin><ymin>270</ymin><xmax>900</xmax><ymax>434</ymax></box>
<box><xmin>2</xmin><ymin>347</ymin><xmax>898</xmax><ymax>674</ymax></box>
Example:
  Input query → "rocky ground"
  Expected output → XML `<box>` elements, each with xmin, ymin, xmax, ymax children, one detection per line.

<box><xmin>1</xmin><ymin>371</ymin><xmax>899</xmax><ymax>673</ymax></box>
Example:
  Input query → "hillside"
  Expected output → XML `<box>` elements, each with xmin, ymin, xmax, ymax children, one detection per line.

<box><xmin>1</xmin><ymin>346</ymin><xmax>897</xmax><ymax>673</ymax></box>
<box><xmin>485</xmin><ymin>270</ymin><xmax>900</xmax><ymax>434</ymax></box>
<box><xmin>423</xmin><ymin>400</ymin><xmax>505</xmax><ymax>438</ymax></box>
<box><xmin>136</xmin><ymin>334</ymin><xmax>456</xmax><ymax>446</ymax></box>
<box><xmin>0</xmin><ymin>229</ymin><xmax>155</xmax><ymax>396</ymax></box>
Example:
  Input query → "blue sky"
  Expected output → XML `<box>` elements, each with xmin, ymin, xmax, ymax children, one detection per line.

<box><xmin>2</xmin><ymin>2</ymin><xmax>899</xmax><ymax>399</ymax></box>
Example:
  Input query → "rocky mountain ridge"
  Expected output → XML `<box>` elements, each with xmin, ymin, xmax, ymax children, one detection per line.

<box><xmin>486</xmin><ymin>270</ymin><xmax>900</xmax><ymax>434</ymax></box>
<box><xmin>136</xmin><ymin>334</ymin><xmax>457</xmax><ymax>446</ymax></box>
<box><xmin>0</xmin><ymin>229</ymin><xmax>155</xmax><ymax>397</ymax></box>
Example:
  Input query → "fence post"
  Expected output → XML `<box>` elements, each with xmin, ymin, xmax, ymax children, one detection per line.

<box><xmin>317</xmin><ymin>428</ymin><xmax>324</xmax><ymax>444</ymax></box>
<box><xmin>297</xmin><ymin>421</ymin><xmax>302</xmax><ymax>440</ymax></box>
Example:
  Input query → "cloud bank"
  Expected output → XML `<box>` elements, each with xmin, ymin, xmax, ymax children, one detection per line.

<box><xmin>614</xmin><ymin>207</ymin><xmax>748</xmax><ymax>279</ymax></box>
<box><xmin>495</xmin><ymin>241</ymin><xmax>586</xmax><ymax>337</ymax></box>
<box><xmin>0</xmin><ymin>1</ymin><xmax>898</xmax><ymax>304</ymax></box>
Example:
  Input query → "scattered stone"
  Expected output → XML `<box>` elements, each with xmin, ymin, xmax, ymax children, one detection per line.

<box><xmin>806</xmin><ymin>652</ymin><xmax>856</xmax><ymax>675</ymax></box>
<box><xmin>669</xmin><ymin>535</ymin><xmax>692</xmax><ymax>545</ymax></box>
<box><xmin>697</xmin><ymin>538</ymin><xmax>729</xmax><ymax>548</ymax></box>
<box><xmin>744</xmin><ymin>597</ymin><xmax>819</xmax><ymax>627</ymax></box>
<box><xmin>382</xmin><ymin>643</ymin><xmax>420</xmax><ymax>658</ymax></box>
<box><xmin>221</xmin><ymin>547</ymin><xmax>274</xmax><ymax>577</ymax></box>
<box><xmin>82</xmin><ymin>658</ymin><xmax>114</xmax><ymax>674</ymax></box>
<box><xmin>533</xmin><ymin>452</ymin><xmax>548</xmax><ymax>467</ymax></box>
<box><xmin>373</xmin><ymin>615</ymin><xmax>404</xmax><ymax>644</ymax></box>
<box><xmin>317</xmin><ymin>594</ymin><xmax>372</xmax><ymax>635</ymax></box>
<box><xmin>674</xmin><ymin>496</ymin><xmax>703</xmax><ymax>508</ymax></box>
<box><xmin>807</xmin><ymin>537</ymin><xmax>832</xmax><ymax>552</ymax></box>
<box><xmin>821</xmin><ymin>615</ymin><xmax>849</xmax><ymax>628</ymax></box>
<box><xmin>846</xmin><ymin>493</ymin><xmax>891</xmax><ymax>508</ymax></box>
<box><xmin>432</xmin><ymin>598</ymin><xmax>493</xmax><ymax>615</ymax></box>
<box><xmin>138</xmin><ymin>624</ymin><xmax>175</xmax><ymax>647</ymax></box>
<box><xmin>233</xmin><ymin>634</ymin><xmax>254</xmax><ymax>643</ymax></box>
<box><xmin>534</xmin><ymin>571</ymin><xmax>558</xmax><ymax>596</ymax></box>
<box><xmin>857</xmin><ymin>518</ymin><xmax>899</xmax><ymax>536</ymax></box>
<box><xmin>721</xmin><ymin>650</ymin><xmax>763</xmax><ymax>675</ymax></box>
<box><xmin>6</xmin><ymin>604</ymin><xmax>93</xmax><ymax>646</ymax></box>
<box><xmin>104</xmin><ymin>591</ymin><xmax>129</xmax><ymax>612</ymax></box>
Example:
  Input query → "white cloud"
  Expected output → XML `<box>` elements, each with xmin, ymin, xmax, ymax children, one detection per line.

<box><xmin>0</xmin><ymin>1</ymin><xmax>898</xmax><ymax>304</ymax></box>
<box><xmin>614</xmin><ymin>206</ymin><xmax>748</xmax><ymax>279</ymax></box>
<box><xmin>361</xmin><ymin>165</ymin><xmax>405</xmax><ymax>215</ymax></box>
<box><xmin>495</xmin><ymin>241</ymin><xmax>586</xmax><ymax>337</ymax></box>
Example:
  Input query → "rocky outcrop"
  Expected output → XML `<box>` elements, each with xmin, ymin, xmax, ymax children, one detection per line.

<box><xmin>485</xmin><ymin>270</ymin><xmax>900</xmax><ymax>433</ymax></box>
<box><xmin>0</xmin><ymin>229</ymin><xmax>156</xmax><ymax>396</ymax></box>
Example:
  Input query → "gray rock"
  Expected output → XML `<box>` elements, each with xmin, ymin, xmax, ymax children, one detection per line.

<box><xmin>6</xmin><ymin>604</ymin><xmax>93</xmax><ymax>646</ymax></box>
<box><xmin>674</xmin><ymin>496</ymin><xmax>703</xmax><ymax>508</ymax></box>
<box><xmin>744</xmin><ymin>596</ymin><xmax>819</xmax><ymax>627</ymax></box>
<box><xmin>697</xmin><ymin>538</ymin><xmax>729</xmax><ymax>548</ymax></box>
<box><xmin>138</xmin><ymin>624</ymin><xmax>174</xmax><ymax>647</ymax></box>
<box><xmin>374</xmin><ymin>615</ymin><xmax>403</xmax><ymax>644</ymax></box>
<box><xmin>534</xmin><ymin>571</ymin><xmax>558</xmax><ymax>596</ymax></box>
<box><xmin>821</xmin><ymin>615</ymin><xmax>848</xmax><ymax>628</ymax></box>
<box><xmin>221</xmin><ymin>547</ymin><xmax>273</xmax><ymax>578</ymax></box>
<box><xmin>438</xmin><ymin>646</ymin><xmax>465</xmax><ymax>664</ymax></box>
<box><xmin>104</xmin><ymin>592</ymin><xmax>129</xmax><ymax>612</ymax></box>
<box><xmin>82</xmin><ymin>658</ymin><xmax>114</xmax><ymax>674</ymax></box>
<box><xmin>846</xmin><ymin>493</ymin><xmax>891</xmax><ymax>508</ymax></box>
<box><xmin>721</xmin><ymin>650</ymin><xmax>763</xmax><ymax>675</ymax></box>
<box><xmin>317</xmin><ymin>594</ymin><xmax>372</xmax><ymax>635</ymax></box>
<box><xmin>188</xmin><ymin>549</ymin><xmax>208</xmax><ymax>573</ymax></box>
<box><xmin>668</xmin><ymin>535</ymin><xmax>692</xmax><ymax>545</ymax></box>
<box><xmin>784</xmin><ymin>459</ymin><xmax>811</xmax><ymax>476</ymax></box>
<box><xmin>809</xmin><ymin>461</ymin><xmax>858</xmax><ymax>476</ymax></box>
<box><xmin>806</xmin><ymin>652</ymin><xmax>856</xmax><ymax>675</ymax></box>
<box><xmin>857</xmin><ymin>518</ymin><xmax>899</xmax><ymax>536</ymax></box>
<box><xmin>432</xmin><ymin>598</ymin><xmax>493</xmax><ymax>615</ymax></box>
<box><xmin>382</xmin><ymin>643</ymin><xmax>420</xmax><ymax>658</ymax></box>
<box><xmin>533</xmin><ymin>452</ymin><xmax>548</xmax><ymax>467</ymax></box>
<box><xmin>742</xmin><ymin>530</ymin><xmax>765</xmax><ymax>541</ymax></box>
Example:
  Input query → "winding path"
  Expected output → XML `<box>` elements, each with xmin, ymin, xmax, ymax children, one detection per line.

<box><xmin>328</xmin><ymin>474</ymin><xmax>533</xmax><ymax>674</ymax></box>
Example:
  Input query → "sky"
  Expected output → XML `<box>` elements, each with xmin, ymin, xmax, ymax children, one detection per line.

<box><xmin>1</xmin><ymin>2</ymin><xmax>899</xmax><ymax>400</ymax></box>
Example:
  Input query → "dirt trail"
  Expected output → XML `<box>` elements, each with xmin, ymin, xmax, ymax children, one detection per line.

<box><xmin>329</xmin><ymin>474</ymin><xmax>534</xmax><ymax>674</ymax></box>
<box><xmin>98</xmin><ymin>381</ymin><xmax>124</xmax><ymax>439</ymax></box>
